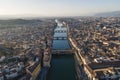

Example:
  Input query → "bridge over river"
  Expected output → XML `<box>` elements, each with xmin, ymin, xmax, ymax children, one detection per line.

<box><xmin>52</xmin><ymin>49</ymin><xmax>74</xmax><ymax>55</ymax></box>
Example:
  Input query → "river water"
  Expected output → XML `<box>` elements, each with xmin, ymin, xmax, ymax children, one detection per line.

<box><xmin>48</xmin><ymin>26</ymin><xmax>76</xmax><ymax>80</ymax></box>
<box><xmin>52</xmin><ymin>40</ymin><xmax>71</xmax><ymax>50</ymax></box>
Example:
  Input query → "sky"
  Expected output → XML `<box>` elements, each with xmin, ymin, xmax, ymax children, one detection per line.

<box><xmin>0</xmin><ymin>0</ymin><xmax>120</xmax><ymax>17</ymax></box>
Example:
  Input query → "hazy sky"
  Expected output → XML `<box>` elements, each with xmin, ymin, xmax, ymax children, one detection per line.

<box><xmin>0</xmin><ymin>0</ymin><xmax>120</xmax><ymax>17</ymax></box>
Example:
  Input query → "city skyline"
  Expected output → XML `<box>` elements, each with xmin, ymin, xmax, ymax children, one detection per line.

<box><xmin>0</xmin><ymin>0</ymin><xmax>120</xmax><ymax>17</ymax></box>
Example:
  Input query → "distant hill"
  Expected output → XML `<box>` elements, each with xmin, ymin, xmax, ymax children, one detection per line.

<box><xmin>0</xmin><ymin>19</ymin><xmax>42</xmax><ymax>25</ymax></box>
<box><xmin>95</xmin><ymin>11</ymin><xmax>120</xmax><ymax>17</ymax></box>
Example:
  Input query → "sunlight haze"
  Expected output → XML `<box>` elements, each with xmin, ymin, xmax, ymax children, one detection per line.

<box><xmin>0</xmin><ymin>0</ymin><xmax>120</xmax><ymax>17</ymax></box>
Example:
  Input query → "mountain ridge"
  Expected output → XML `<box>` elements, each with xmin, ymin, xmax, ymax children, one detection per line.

<box><xmin>95</xmin><ymin>11</ymin><xmax>120</xmax><ymax>17</ymax></box>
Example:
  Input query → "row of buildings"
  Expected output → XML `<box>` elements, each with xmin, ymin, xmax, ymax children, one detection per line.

<box><xmin>61</xmin><ymin>17</ymin><xmax>120</xmax><ymax>80</ymax></box>
<box><xmin>0</xmin><ymin>19</ymin><xmax>55</xmax><ymax>80</ymax></box>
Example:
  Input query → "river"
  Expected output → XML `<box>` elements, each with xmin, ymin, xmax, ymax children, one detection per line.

<box><xmin>47</xmin><ymin>25</ymin><xmax>76</xmax><ymax>80</ymax></box>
